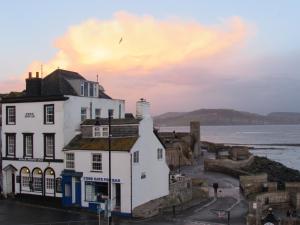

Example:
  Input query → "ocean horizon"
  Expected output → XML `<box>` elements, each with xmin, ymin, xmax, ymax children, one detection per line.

<box><xmin>159</xmin><ymin>124</ymin><xmax>300</xmax><ymax>171</ymax></box>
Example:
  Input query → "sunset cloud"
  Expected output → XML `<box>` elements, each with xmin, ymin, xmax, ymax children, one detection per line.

<box><xmin>20</xmin><ymin>12</ymin><xmax>254</xmax><ymax>114</ymax></box>
<box><xmin>29</xmin><ymin>11</ymin><xmax>250</xmax><ymax>76</ymax></box>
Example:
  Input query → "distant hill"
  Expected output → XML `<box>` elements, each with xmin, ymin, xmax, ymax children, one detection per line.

<box><xmin>154</xmin><ymin>109</ymin><xmax>300</xmax><ymax>126</ymax></box>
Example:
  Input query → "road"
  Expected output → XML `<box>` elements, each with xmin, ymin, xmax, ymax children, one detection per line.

<box><xmin>0</xmin><ymin>154</ymin><xmax>248</xmax><ymax>225</ymax></box>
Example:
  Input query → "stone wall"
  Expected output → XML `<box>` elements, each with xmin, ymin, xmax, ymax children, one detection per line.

<box><xmin>132</xmin><ymin>177</ymin><xmax>193</xmax><ymax>218</ymax></box>
<box><xmin>205</xmin><ymin>155</ymin><xmax>254</xmax><ymax>170</ymax></box>
<box><xmin>165</xmin><ymin>147</ymin><xmax>191</xmax><ymax>169</ymax></box>
<box><xmin>240</xmin><ymin>174</ymin><xmax>268</xmax><ymax>197</ymax></box>
<box><xmin>229</xmin><ymin>147</ymin><xmax>250</xmax><ymax>160</ymax></box>
<box><xmin>204</xmin><ymin>155</ymin><xmax>254</xmax><ymax>178</ymax></box>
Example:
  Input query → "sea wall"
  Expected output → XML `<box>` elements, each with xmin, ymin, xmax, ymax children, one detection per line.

<box><xmin>204</xmin><ymin>155</ymin><xmax>254</xmax><ymax>177</ymax></box>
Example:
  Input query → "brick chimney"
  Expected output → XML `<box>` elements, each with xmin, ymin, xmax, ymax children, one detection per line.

<box><xmin>26</xmin><ymin>72</ymin><xmax>42</xmax><ymax>97</ymax></box>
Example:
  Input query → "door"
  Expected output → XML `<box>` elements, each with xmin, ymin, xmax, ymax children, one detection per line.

<box><xmin>5</xmin><ymin>170</ymin><xmax>12</xmax><ymax>194</ymax></box>
<box><xmin>75</xmin><ymin>177</ymin><xmax>81</xmax><ymax>206</ymax></box>
<box><xmin>12</xmin><ymin>173</ymin><xmax>15</xmax><ymax>193</ymax></box>
<box><xmin>62</xmin><ymin>175</ymin><xmax>72</xmax><ymax>206</ymax></box>
<box><xmin>115</xmin><ymin>183</ymin><xmax>121</xmax><ymax>210</ymax></box>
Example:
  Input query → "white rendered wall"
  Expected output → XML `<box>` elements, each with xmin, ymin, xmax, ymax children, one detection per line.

<box><xmin>63</xmin><ymin>96</ymin><xmax>125</xmax><ymax>145</ymax></box>
<box><xmin>1</xmin><ymin>101</ymin><xmax>65</xmax><ymax>196</ymax></box>
<box><xmin>131</xmin><ymin>117</ymin><xmax>170</xmax><ymax>209</ymax></box>
<box><xmin>67</xmin><ymin>150</ymin><xmax>132</xmax><ymax>213</ymax></box>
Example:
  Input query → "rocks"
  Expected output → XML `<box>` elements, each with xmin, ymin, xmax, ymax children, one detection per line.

<box><xmin>243</xmin><ymin>156</ymin><xmax>300</xmax><ymax>182</ymax></box>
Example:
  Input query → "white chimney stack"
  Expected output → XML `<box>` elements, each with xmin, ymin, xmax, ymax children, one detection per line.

<box><xmin>136</xmin><ymin>98</ymin><xmax>150</xmax><ymax>119</ymax></box>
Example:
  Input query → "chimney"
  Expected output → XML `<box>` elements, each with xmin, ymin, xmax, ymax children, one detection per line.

<box><xmin>136</xmin><ymin>98</ymin><xmax>150</xmax><ymax>119</ymax></box>
<box><xmin>36</xmin><ymin>72</ymin><xmax>39</xmax><ymax>78</ymax></box>
<box><xmin>26</xmin><ymin>72</ymin><xmax>42</xmax><ymax>97</ymax></box>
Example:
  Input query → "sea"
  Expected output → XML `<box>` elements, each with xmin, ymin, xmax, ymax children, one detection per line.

<box><xmin>159</xmin><ymin>125</ymin><xmax>300</xmax><ymax>171</ymax></box>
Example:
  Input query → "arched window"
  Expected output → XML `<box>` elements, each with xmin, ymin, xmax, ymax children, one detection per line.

<box><xmin>20</xmin><ymin>167</ymin><xmax>30</xmax><ymax>192</ymax></box>
<box><xmin>44</xmin><ymin>167</ymin><xmax>55</xmax><ymax>195</ymax></box>
<box><xmin>32</xmin><ymin>168</ymin><xmax>43</xmax><ymax>193</ymax></box>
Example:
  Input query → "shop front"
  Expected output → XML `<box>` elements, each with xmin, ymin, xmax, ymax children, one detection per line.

<box><xmin>82</xmin><ymin>176</ymin><xmax>121</xmax><ymax>212</ymax></box>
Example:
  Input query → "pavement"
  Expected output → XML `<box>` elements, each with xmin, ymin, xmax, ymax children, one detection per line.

<box><xmin>0</xmin><ymin>151</ymin><xmax>248</xmax><ymax>225</ymax></box>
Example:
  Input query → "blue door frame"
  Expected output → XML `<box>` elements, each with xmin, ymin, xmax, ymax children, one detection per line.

<box><xmin>75</xmin><ymin>178</ymin><xmax>81</xmax><ymax>206</ymax></box>
<box><xmin>62</xmin><ymin>175</ymin><xmax>72</xmax><ymax>207</ymax></box>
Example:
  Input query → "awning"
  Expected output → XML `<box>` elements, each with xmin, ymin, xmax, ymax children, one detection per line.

<box><xmin>61</xmin><ymin>169</ymin><xmax>83</xmax><ymax>177</ymax></box>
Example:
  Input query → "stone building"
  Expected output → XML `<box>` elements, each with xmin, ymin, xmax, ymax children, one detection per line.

<box><xmin>157</xmin><ymin>121</ymin><xmax>201</xmax><ymax>170</ymax></box>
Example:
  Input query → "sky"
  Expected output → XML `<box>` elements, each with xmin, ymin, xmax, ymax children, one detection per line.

<box><xmin>0</xmin><ymin>1</ymin><xmax>300</xmax><ymax>115</ymax></box>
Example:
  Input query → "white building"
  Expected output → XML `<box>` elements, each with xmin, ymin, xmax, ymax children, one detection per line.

<box><xmin>1</xmin><ymin>69</ymin><xmax>169</xmax><ymax>216</ymax></box>
<box><xmin>1</xmin><ymin>69</ymin><xmax>124</xmax><ymax>199</ymax></box>
<box><xmin>62</xmin><ymin>99</ymin><xmax>169</xmax><ymax>215</ymax></box>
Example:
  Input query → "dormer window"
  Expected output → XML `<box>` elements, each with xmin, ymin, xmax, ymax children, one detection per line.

<box><xmin>80</xmin><ymin>82</ymin><xmax>99</xmax><ymax>97</ymax></box>
<box><xmin>93</xmin><ymin>126</ymin><xmax>109</xmax><ymax>138</ymax></box>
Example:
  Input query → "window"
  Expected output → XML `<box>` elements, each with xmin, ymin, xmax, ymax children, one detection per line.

<box><xmin>44</xmin><ymin>104</ymin><xmax>54</xmax><ymax>124</ymax></box>
<box><xmin>108</xmin><ymin>109</ymin><xmax>114</xmax><ymax>118</ymax></box>
<box><xmin>33</xmin><ymin>177</ymin><xmax>42</xmax><ymax>191</ymax></box>
<box><xmin>46</xmin><ymin>178</ymin><xmax>55</xmax><ymax>190</ymax></box>
<box><xmin>22</xmin><ymin>176</ymin><xmax>30</xmax><ymax>187</ymax></box>
<box><xmin>89</xmin><ymin>83</ymin><xmax>94</xmax><ymax>96</ymax></box>
<box><xmin>102</xmin><ymin>126</ymin><xmax>109</xmax><ymax>137</ymax></box>
<box><xmin>84</xmin><ymin>82</ymin><xmax>89</xmax><ymax>96</ymax></box>
<box><xmin>85</xmin><ymin>181</ymin><xmax>108</xmax><ymax>202</ymax></box>
<box><xmin>157</xmin><ymin>148</ymin><xmax>163</xmax><ymax>160</ymax></box>
<box><xmin>81</xmin><ymin>107</ymin><xmax>87</xmax><ymax>122</ymax></box>
<box><xmin>81</xmin><ymin>82</ymin><xmax>84</xmax><ymax>96</ymax></box>
<box><xmin>93</xmin><ymin>84</ymin><xmax>98</xmax><ymax>97</ymax></box>
<box><xmin>6</xmin><ymin>133</ymin><xmax>16</xmax><ymax>156</ymax></box>
<box><xmin>66</xmin><ymin>153</ymin><xmax>75</xmax><ymax>169</ymax></box>
<box><xmin>94</xmin><ymin>126</ymin><xmax>101</xmax><ymax>137</ymax></box>
<box><xmin>133</xmin><ymin>151</ymin><xmax>139</xmax><ymax>163</ymax></box>
<box><xmin>23</xmin><ymin>134</ymin><xmax>33</xmax><ymax>157</ymax></box>
<box><xmin>44</xmin><ymin>134</ymin><xmax>55</xmax><ymax>158</ymax></box>
<box><xmin>92</xmin><ymin>154</ymin><xmax>102</xmax><ymax>171</ymax></box>
<box><xmin>6</xmin><ymin>106</ymin><xmax>16</xmax><ymax>125</ymax></box>
<box><xmin>95</xmin><ymin>108</ymin><xmax>101</xmax><ymax>119</ymax></box>
<box><xmin>93</xmin><ymin>126</ymin><xmax>109</xmax><ymax>138</ymax></box>
<box><xmin>56</xmin><ymin>178</ymin><xmax>62</xmax><ymax>193</ymax></box>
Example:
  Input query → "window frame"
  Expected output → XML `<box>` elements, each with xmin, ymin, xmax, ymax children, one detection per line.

<box><xmin>23</xmin><ymin>133</ymin><xmax>34</xmax><ymax>158</ymax></box>
<box><xmin>93</xmin><ymin>126</ymin><xmax>109</xmax><ymax>138</ymax></box>
<box><xmin>44</xmin><ymin>104</ymin><xmax>54</xmax><ymax>124</ymax></box>
<box><xmin>44</xmin><ymin>133</ymin><xmax>55</xmax><ymax>159</ymax></box>
<box><xmin>6</xmin><ymin>133</ymin><xmax>16</xmax><ymax>157</ymax></box>
<box><xmin>133</xmin><ymin>151</ymin><xmax>139</xmax><ymax>163</ymax></box>
<box><xmin>66</xmin><ymin>152</ymin><xmax>75</xmax><ymax>169</ymax></box>
<box><xmin>6</xmin><ymin>106</ymin><xmax>16</xmax><ymax>125</ymax></box>
<box><xmin>157</xmin><ymin>148</ymin><xmax>163</xmax><ymax>160</ymax></box>
<box><xmin>81</xmin><ymin>107</ymin><xmax>87</xmax><ymax>122</ymax></box>
<box><xmin>80</xmin><ymin>82</ymin><xmax>84</xmax><ymax>96</ymax></box>
<box><xmin>95</xmin><ymin>108</ymin><xmax>101</xmax><ymax>119</ymax></box>
<box><xmin>91</xmin><ymin>153</ymin><xmax>102</xmax><ymax>172</ymax></box>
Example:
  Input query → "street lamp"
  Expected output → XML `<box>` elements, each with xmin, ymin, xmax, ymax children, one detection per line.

<box><xmin>108</xmin><ymin>109</ymin><xmax>113</xmax><ymax>225</ymax></box>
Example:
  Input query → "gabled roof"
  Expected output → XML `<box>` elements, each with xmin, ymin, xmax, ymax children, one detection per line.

<box><xmin>64</xmin><ymin>135</ymin><xmax>138</xmax><ymax>152</ymax></box>
<box><xmin>82</xmin><ymin>118</ymin><xmax>141</xmax><ymax>126</ymax></box>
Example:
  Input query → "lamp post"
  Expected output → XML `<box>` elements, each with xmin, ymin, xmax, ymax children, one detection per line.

<box><xmin>108</xmin><ymin>109</ymin><xmax>113</xmax><ymax>225</ymax></box>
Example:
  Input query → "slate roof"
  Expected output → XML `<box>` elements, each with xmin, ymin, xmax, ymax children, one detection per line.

<box><xmin>64</xmin><ymin>135</ymin><xmax>138</xmax><ymax>151</ymax></box>
<box><xmin>82</xmin><ymin>118</ymin><xmax>141</xmax><ymax>126</ymax></box>
<box><xmin>41</xmin><ymin>69</ymin><xmax>83</xmax><ymax>96</ymax></box>
<box><xmin>1</xmin><ymin>69</ymin><xmax>112</xmax><ymax>103</ymax></box>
